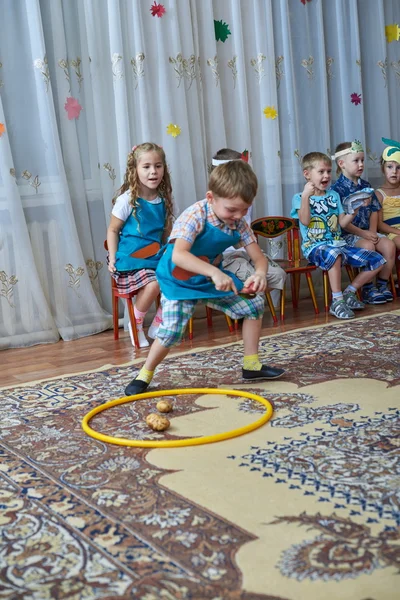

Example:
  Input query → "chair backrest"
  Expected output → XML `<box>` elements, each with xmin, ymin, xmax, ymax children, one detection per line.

<box><xmin>251</xmin><ymin>216</ymin><xmax>301</xmax><ymax>261</ymax></box>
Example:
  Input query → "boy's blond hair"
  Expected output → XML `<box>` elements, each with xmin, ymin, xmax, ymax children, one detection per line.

<box><xmin>208</xmin><ymin>161</ymin><xmax>258</xmax><ymax>205</ymax></box>
<box><xmin>301</xmin><ymin>152</ymin><xmax>332</xmax><ymax>172</ymax></box>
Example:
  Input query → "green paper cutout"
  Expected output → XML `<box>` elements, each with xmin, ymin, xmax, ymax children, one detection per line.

<box><xmin>382</xmin><ymin>137</ymin><xmax>400</xmax><ymax>156</ymax></box>
<box><xmin>214</xmin><ymin>20</ymin><xmax>231</xmax><ymax>43</ymax></box>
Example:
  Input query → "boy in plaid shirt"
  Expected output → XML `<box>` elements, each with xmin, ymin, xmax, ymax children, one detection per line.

<box><xmin>125</xmin><ymin>161</ymin><xmax>285</xmax><ymax>395</ymax></box>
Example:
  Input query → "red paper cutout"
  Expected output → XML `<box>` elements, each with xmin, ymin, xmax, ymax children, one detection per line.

<box><xmin>350</xmin><ymin>92</ymin><xmax>362</xmax><ymax>106</ymax></box>
<box><xmin>150</xmin><ymin>2</ymin><xmax>166</xmax><ymax>18</ymax></box>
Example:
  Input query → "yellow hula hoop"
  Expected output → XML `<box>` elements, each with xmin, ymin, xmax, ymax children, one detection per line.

<box><xmin>81</xmin><ymin>388</ymin><xmax>273</xmax><ymax>448</ymax></box>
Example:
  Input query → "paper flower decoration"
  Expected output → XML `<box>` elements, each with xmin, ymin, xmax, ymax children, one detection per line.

<box><xmin>64</xmin><ymin>97</ymin><xmax>83</xmax><ymax>120</ymax></box>
<box><xmin>263</xmin><ymin>106</ymin><xmax>278</xmax><ymax>120</ymax></box>
<box><xmin>0</xmin><ymin>122</ymin><xmax>5</xmax><ymax>137</ymax></box>
<box><xmin>150</xmin><ymin>2</ymin><xmax>166</xmax><ymax>17</ymax></box>
<box><xmin>166</xmin><ymin>123</ymin><xmax>181</xmax><ymax>138</ymax></box>
<box><xmin>300</xmin><ymin>0</ymin><xmax>312</xmax><ymax>4</ymax></box>
<box><xmin>214</xmin><ymin>20</ymin><xmax>231</xmax><ymax>43</ymax></box>
<box><xmin>385</xmin><ymin>24</ymin><xmax>400</xmax><ymax>43</ymax></box>
<box><xmin>350</xmin><ymin>92</ymin><xmax>362</xmax><ymax>106</ymax></box>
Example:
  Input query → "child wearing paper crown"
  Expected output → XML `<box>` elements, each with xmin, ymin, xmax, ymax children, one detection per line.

<box><xmin>107</xmin><ymin>143</ymin><xmax>174</xmax><ymax>348</ymax></box>
<box><xmin>291</xmin><ymin>152</ymin><xmax>386</xmax><ymax>320</ymax></box>
<box><xmin>212</xmin><ymin>148</ymin><xmax>287</xmax><ymax>299</ymax></box>
<box><xmin>376</xmin><ymin>138</ymin><xmax>400</xmax><ymax>254</ymax></box>
<box><xmin>331</xmin><ymin>140</ymin><xmax>395</xmax><ymax>304</ymax></box>
<box><xmin>124</xmin><ymin>160</ymin><xmax>285</xmax><ymax>396</ymax></box>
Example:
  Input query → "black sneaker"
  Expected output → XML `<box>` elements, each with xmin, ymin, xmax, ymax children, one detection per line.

<box><xmin>242</xmin><ymin>365</ymin><xmax>285</xmax><ymax>381</ymax></box>
<box><xmin>125</xmin><ymin>379</ymin><xmax>149</xmax><ymax>396</ymax></box>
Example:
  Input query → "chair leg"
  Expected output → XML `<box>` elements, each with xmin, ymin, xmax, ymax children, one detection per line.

<box><xmin>188</xmin><ymin>317</ymin><xmax>194</xmax><ymax>340</ymax></box>
<box><xmin>389</xmin><ymin>273</ymin><xmax>396</xmax><ymax>299</ymax></box>
<box><xmin>280</xmin><ymin>288</ymin><xmax>285</xmax><ymax>321</ymax></box>
<box><xmin>323</xmin><ymin>271</ymin><xmax>329</xmax><ymax>312</ymax></box>
<box><xmin>112</xmin><ymin>294</ymin><xmax>120</xmax><ymax>340</ymax></box>
<box><xmin>126</xmin><ymin>298</ymin><xmax>139</xmax><ymax>348</ymax></box>
<box><xmin>225</xmin><ymin>314</ymin><xmax>234</xmax><ymax>333</ymax></box>
<box><xmin>234</xmin><ymin>319</ymin><xmax>239</xmax><ymax>330</ymax></box>
<box><xmin>290</xmin><ymin>274</ymin><xmax>298</xmax><ymax>309</ymax></box>
<box><xmin>306</xmin><ymin>272</ymin><xmax>319</xmax><ymax>314</ymax></box>
<box><xmin>265</xmin><ymin>291</ymin><xmax>278</xmax><ymax>323</ymax></box>
<box><xmin>206</xmin><ymin>306</ymin><xmax>213</xmax><ymax>327</ymax></box>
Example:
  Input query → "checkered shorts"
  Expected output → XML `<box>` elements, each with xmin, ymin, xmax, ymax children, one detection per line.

<box><xmin>157</xmin><ymin>293</ymin><xmax>265</xmax><ymax>348</ymax></box>
<box><xmin>308</xmin><ymin>244</ymin><xmax>386</xmax><ymax>271</ymax></box>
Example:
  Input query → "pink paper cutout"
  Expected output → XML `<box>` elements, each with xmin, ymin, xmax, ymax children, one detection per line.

<box><xmin>64</xmin><ymin>97</ymin><xmax>83</xmax><ymax>120</ymax></box>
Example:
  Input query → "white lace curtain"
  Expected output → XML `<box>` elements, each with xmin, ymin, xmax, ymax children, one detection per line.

<box><xmin>0</xmin><ymin>0</ymin><xmax>399</xmax><ymax>349</ymax></box>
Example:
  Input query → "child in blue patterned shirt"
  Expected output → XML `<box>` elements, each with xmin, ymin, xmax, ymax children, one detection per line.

<box><xmin>331</xmin><ymin>140</ymin><xmax>395</xmax><ymax>303</ymax></box>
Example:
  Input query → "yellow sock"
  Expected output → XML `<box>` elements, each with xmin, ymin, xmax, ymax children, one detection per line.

<box><xmin>243</xmin><ymin>354</ymin><xmax>262</xmax><ymax>371</ymax></box>
<box><xmin>136</xmin><ymin>366</ymin><xmax>154</xmax><ymax>384</ymax></box>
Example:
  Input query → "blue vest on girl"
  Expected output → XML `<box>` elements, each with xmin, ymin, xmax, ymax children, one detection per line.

<box><xmin>156</xmin><ymin>215</ymin><xmax>244</xmax><ymax>301</ymax></box>
<box><xmin>116</xmin><ymin>198</ymin><xmax>166</xmax><ymax>271</ymax></box>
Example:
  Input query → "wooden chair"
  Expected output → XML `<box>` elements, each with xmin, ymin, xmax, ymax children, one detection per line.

<box><xmin>251</xmin><ymin>216</ymin><xmax>319</xmax><ymax>320</ymax></box>
<box><xmin>104</xmin><ymin>241</ymin><xmax>140</xmax><ymax>346</ymax></box>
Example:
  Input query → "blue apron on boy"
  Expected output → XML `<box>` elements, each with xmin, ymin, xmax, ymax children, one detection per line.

<box><xmin>156</xmin><ymin>217</ymin><xmax>244</xmax><ymax>301</ymax></box>
<box><xmin>116</xmin><ymin>198</ymin><xmax>166</xmax><ymax>271</ymax></box>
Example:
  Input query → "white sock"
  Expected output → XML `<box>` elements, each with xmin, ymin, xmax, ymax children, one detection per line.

<box><xmin>128</xmin><ymin>321</ymin><xmax>149</xmax><ymax>348</ymax></box>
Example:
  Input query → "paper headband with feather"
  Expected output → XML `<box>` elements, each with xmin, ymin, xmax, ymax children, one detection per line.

<box><xmin>382</xmin><ymin>137</ymin><xmax>400</xmax><ymax>164</ymax></box>
<box><xmin>331</xmin><ymin>140</ymin><xmax>364</xmax><ymax>160</ymax></box>
<box><xmin>211</xmin><ymin>149</ymin><xmax>249</xmax><ymax>166</ymax></box>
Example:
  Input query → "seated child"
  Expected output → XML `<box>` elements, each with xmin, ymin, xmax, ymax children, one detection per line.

<box><xmin>107</xmin><ymin>143</ymin><xmax>174</xmax><ymax>347</ymax></box>
<box><xmin>125</xmin><ymin>160</ymin><xmax>285</xmax><ymax>395</ymax></box>
<box><xmin>291</xmin><ymin>152</ymin><xmax>386</xmax><ymax>320</ymax></box>
<box><xmin>331</xmin><ymin>140</ymin><xmax>395</xmax><ymax>303</ymax></box>
<box><xmin>212</xmin><ymin>148</ymin><xmax>287</xmax><ymax>299</ymax></box>
<box><xmin>376</xmin><ymin>138</ymin><xmax>400</xmax><ymax>256</ymax></box>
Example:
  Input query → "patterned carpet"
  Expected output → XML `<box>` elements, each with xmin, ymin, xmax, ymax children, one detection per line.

<box><xmin>0</xmin><ymin>312</ymin><xmax>399</xmax><ymax>599</ymax></box>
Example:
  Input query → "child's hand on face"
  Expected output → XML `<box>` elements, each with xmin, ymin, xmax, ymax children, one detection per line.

<box><xmin>303</xmin><ymin>181</ymin><xmax>316</xmax><ymax>197</ymax></box>
<box><xmin>211</xmin><ymin>270</ymin><xmax>238</xmax><ymax>294</ymax></box>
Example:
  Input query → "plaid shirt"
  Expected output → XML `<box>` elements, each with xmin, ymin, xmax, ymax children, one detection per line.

<box><xmin>169</xmin><ymin>199</ymin><xmax>256</xmax><ymax>249</ymax></box>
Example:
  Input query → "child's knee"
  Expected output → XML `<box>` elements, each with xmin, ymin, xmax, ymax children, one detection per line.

<box><xmin>156</xmin><ymin>327</ymin><xmax>185</xmax><ymax>348</ymax></box>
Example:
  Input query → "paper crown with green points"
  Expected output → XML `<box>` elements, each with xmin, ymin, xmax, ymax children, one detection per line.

<box><xmin>332</xmin><ymin>139</ymin><xmax>364</xmax><ymax>160</ymax></box>
<box><xmin>382</xmin><ymin>137</ymin><xmax>400</xmax><ymax>164</ymax></box>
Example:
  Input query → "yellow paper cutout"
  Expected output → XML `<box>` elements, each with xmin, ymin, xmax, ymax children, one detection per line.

<box><xmin>385</xmin><ymin>24</ymin><xmax>400</xmax><ymax>43</ymax></box>
<box><xmin>263</xmin><ymin>106</ymin><xmax>278</xmax><ymax>120</ymax></box>
<box><xmin>166</xmin><ymin>123</ymin><xmax>181</xmax><ymax>138</ymax></box>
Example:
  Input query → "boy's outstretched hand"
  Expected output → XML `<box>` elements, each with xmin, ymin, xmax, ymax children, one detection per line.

<box><xmin>211</xmin><ymin>270</ymin><xmax>238</xmax><ymax>294</ymax></box>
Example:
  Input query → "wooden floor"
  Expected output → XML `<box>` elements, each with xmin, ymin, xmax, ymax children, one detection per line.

<box><xmin>1</xmin><ymin>299</ymin><xmax>399</xmax><ymax>388</ymax></box>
